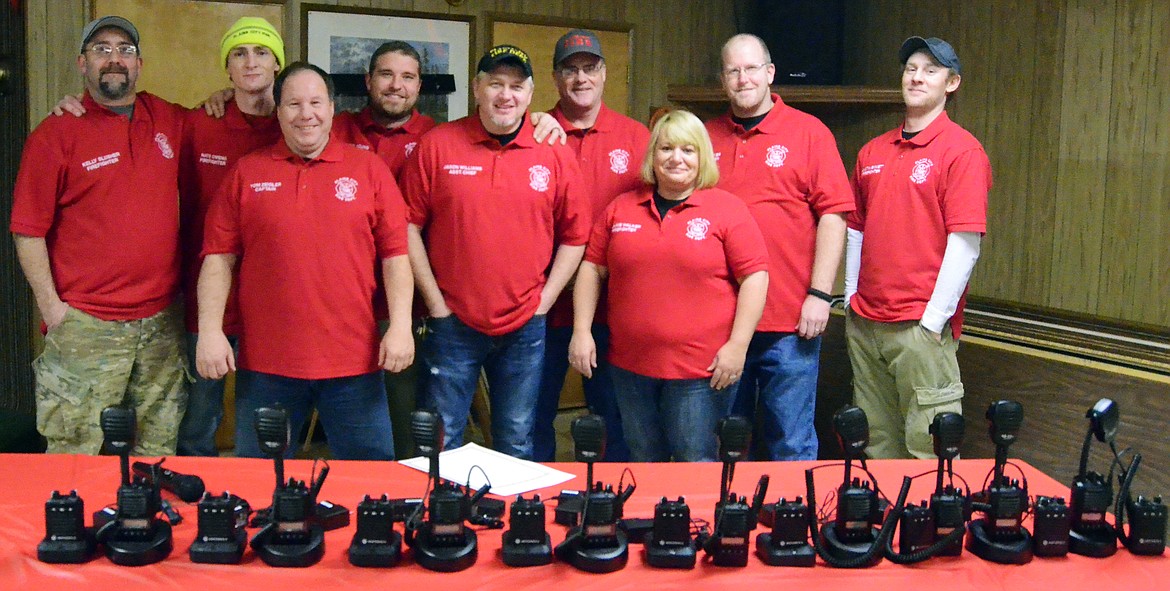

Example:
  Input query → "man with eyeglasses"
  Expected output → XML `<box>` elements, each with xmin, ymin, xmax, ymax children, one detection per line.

<box><xmin>11</xmin><ymin>16</ymin><xmax>188</xmax><ymax>455</ymax></box>
<box><xmin>52</xmin><ymin>18</ymin><xmax>289</xmax><ymax>458</ymax></box>
<box><xmin>706</xmin><ymin>33</ymin><xmax>855</xmax><ymax>461</ymax></box>
<box><xmin>534</xmin><ymin>29</ymin><xmax>649</xmax><ymax>462</ymax></box>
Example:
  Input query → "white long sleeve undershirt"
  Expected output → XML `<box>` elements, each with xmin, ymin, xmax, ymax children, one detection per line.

<box><xmin>844</xmin><ymin>228</ymin><xmax>981</xmax><ymax>334</ymax></box>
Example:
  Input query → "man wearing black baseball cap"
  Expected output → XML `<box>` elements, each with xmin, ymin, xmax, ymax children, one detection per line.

<box><xmin>401</xmin><ymin>44</ymin><xmax>589</xmax><ymax>459</ymax></box>
<box><xmin>844</xmin><ymin>36</ymin><xmax>991</xmax><ymax>459</ymax></box>
<box><xmin>534</xmin><ymin>29</ymin><xmax>648</xmax><ymax>462</ymax></box>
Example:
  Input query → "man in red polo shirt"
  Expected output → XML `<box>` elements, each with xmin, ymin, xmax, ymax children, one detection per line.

<box><xmin>534</xmin><ymin>29</ymin><xmax>649</xmax><ymax>462</ymax></box>
<box><xmin>51</xmin><ymin>18</ymin><xmax>287</xmax><ymax>457</ymax></box>
<box><xmin>707</xmin><ymin>33</ymin><xmax>854</xmax><ymax>461</ymax></box>
<box><xmin>329</xmin><ymin>40</ymin><xmax>567</xmax><ymax>457</ymax></box>
<box><xmin>197</xmin><ymin>62</ymin><xmax>413</xmax><ymax>460</ymax></box>
<box><xmin>175</xmin><ymin>17</ymin><xmax>285</xmax><ymax>457</ymax></box>
<box><xmin>11</xmin><ymin>16</ymin><xmax>188</xmax><ymax>455</ymax></box>
<box><xmin>401</xmin><ymin>45</ymin><xmax>589</xmax><ymax>459</ymax></box>
<box><xmin>331</xmin><ymin>40</ymin><xmax>436</xmax><ymax>181</ymax></box>
<box><xmin>846</xmin><ymin>37</ymin><xmax>991</xmax><ymax>459</ymax></box>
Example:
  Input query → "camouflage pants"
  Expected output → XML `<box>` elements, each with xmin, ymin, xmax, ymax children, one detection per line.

<box><xmin>33</xmin><ymin>304</ymin><xmax>190</xmax><ymax>455</ymax></box>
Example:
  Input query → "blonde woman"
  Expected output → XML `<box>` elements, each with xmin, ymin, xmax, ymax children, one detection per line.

<box><xmin>569</xmin><ymin>110</ymin><xmax>769</xmax><ymax>461</ymax></box>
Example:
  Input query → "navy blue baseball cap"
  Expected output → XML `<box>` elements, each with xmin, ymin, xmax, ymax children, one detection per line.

<box><xmin>898</xmin><ymin>36</ymin><xmax>960</xmax><ymax>74</ymax></box>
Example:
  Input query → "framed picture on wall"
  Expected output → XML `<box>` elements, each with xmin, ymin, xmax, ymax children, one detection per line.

<box><xmin>303</xmin><ymin>5</ymin><xmax>473</xmax><ymax>122</ymax></box>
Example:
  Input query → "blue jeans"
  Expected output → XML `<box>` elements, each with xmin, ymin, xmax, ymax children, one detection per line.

<box><xmin>535</xmin><ymin>325</ymin><xmax>629</xmax><ymax>462</ymax></box>
<box><xmin>421</xmin><ymin>314</ymin><xmax>545</xmax><ymax>459</ymax></box>
<box><xmin>177</xmin><ymin>333</ymin><xmax>238</xmax><ymax>457</ymax></box>
<box><xmin>233</xmin><ymin>370</ymin><xmax>395</xmax><ymax>460</ymax></box>
<box><xmin>610</xmin><ymin>366</ymin><xmax>730</xmax><ymax>462</ymax></box>
<box><xmin>730</xmin><ymin>332</ymin><xmax>820</xmax><ymax>460</ymax></box>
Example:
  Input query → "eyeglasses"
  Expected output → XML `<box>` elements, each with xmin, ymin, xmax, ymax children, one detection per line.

<box><xmin>721</xmin><ymin>62</ymin><xmax>770</xmax><ymax>79</ymax></box>
<box><xmin>86</xmin><ymin>44</ymin><xmax>139</xmax><ymax>58</ymax></box>
<box><xmin>557</xmin><ymin>62</ymin><xmax>603</xmax><ymax>79</ymax></box>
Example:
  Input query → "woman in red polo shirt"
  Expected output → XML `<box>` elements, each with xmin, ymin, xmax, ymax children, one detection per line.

<box><xmin>569</xmin><ymin>109</ymin><xmax>769</xmax><ymax>461</ymax></box>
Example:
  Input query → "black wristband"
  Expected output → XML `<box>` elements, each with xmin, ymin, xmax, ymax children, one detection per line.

<box><xmin>807</xmin><ymin>288</ymin><xmax>833</xmax><ymax>303</ymax></box>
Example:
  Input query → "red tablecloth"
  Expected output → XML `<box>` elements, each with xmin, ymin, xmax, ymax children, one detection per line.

<box><xmin>0</xmin><ymin>454</ymin><xmax>1164</xmax><ymax>590</ymax></box>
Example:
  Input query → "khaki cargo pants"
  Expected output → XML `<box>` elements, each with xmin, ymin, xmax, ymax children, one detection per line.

<box><xmin>34</xmin><ymin>304</ymin><xmax>189</xmax><ymax>455</ymax></box>
<box><xmin>845</xmin><ymin>308</ymin><xmax>964</xmax><ymax>459</ymax></box>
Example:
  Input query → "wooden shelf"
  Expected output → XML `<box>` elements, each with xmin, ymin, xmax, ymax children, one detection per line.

<box><xmin>667</xmin><ymin>84</ymin><xmax>902</xmax><ymax>105</ymax></box>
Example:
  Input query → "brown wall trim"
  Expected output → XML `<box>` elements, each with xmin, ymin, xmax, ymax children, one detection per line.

<box><xmin>966</xmin><ymin>298</ymin><xmax>1170</xmax><ymax>376</ymax></box>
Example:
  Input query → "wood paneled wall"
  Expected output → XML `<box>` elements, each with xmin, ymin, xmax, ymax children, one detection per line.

<box><xmin>841</xmin><ymin>0</ymin><xmax>1170</xmax><ymax>330</ymax></box>
<box><xmin>25</xmin><ymin>0</ymin><xmax>735</xmax><ymax>127</ymax></box>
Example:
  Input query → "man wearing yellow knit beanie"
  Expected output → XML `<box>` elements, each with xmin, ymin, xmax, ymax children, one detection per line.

<box><xmin>175</xmin><ymin>16</ymin><xmax>286</xmax><ymax>456</ymax></box>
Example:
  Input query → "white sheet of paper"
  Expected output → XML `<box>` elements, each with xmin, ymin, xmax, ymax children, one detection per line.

<box><xmin>398</xmin><ymin>442</ymin><xmax>577</xmax><ymax>496</ymax></box>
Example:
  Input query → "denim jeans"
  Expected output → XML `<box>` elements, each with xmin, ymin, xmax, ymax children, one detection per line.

<box><xmin>233</xmin><ymin>369</ymin><xmax>394</xmax><ymax>460</ymax></box>
<box><xmin>421</xmin><ymin>314</ymin><xmax>545</xmax><ymax>459</ymax></box>
<box><xmin>177</xmin><ymin>332</ymin><xmax>238</xmax><ymax>457</ymax></box>
<box><xmin>730</xmin><ymin>332</ymin><xmax>821</xmax><ymax>460</ymax></box>
<box><xmin>534</xmin><ymin>324</ymin><xmax>629</xmax><ymax>462</ymax></box>
<box><xmin>609</xmin><ymin>366</ymin><xmax>729</xmax><ymax>462</ymax></box>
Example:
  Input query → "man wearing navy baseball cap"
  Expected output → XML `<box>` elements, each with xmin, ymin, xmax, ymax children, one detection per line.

<box><xmin>845</xmin><ymin>36</ymin><xmax>992</xmax><ymax>459</ymax></box>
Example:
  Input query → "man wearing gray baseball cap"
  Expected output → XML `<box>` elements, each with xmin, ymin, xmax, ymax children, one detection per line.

<box><xmin>535</xmin><ymin>29</ymin><xmax>648</xmax><ymax>463</ymax></box>
<box><xmin>11</xmin><ymin>16</ymin><xmax>188</xmax><ymax>455</ymax></box>
<box><xmin>844</xmin><ymin>36</ymin><xmax>991</xmax><ymax>459</ymax></box>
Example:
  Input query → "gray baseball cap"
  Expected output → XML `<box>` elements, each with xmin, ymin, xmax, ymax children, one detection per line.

<box><xmin>898</xmin><ymin>36</ymin><xmax>960</xmax><ymax>74</ymax></box>
<box><xmin>80</xmin><ymin>16</ymin><xmax>140</xmax><ymax>52</ymax></box>
<box><xmin>553</xmin><ymin>29</ymin><xmax>603</xmax><ymax>67</ymax></box>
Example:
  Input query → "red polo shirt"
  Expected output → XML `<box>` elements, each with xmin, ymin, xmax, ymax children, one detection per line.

<box><xmin>707</xmin><ymin>94</ymin><xmax>855</xmax><ymax>332</ymax></box>
<box><xmin>202</xmin><ymin>139</ymin><xmax>408</xmax><ymax>379</ymax></box>
<box><xmin>180</xmin><ymin>102</ymin><xmax>281</xmax><ymax>334</ymax></box>
<box><xmin>332</xmin><ymin>107</ymin><xmax>436</xmax><ymax>182</ymax></box>
<box><xmin>586</xmin><ymin>186</ymin><xmax>769</xmax><ymax>379</ymax></box>
<box><xmin>847</xmin><ymin>111</ymin><xmax>991</xmax><ymax>338</ymax></box>
<box><xmin>333</xmin><ymin>107</ymin><xmax>436</xmax><ymax>322</ymax></box>
<box><xmin>401</xmin><ymin>115</ymin><xmax>590</xmax><ymax>336</ymax></box>
<box><xmin>546</xmin><ymin>102</ymin><xmax>650</xmax><ymax>328</ymax></box>
<box><xmin>11</xmin><ymin>91</ymin><xmax>185</xmax><ymax>321</ymax></box>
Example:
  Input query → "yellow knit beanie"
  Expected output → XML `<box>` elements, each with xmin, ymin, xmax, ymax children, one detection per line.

<box><xmin>220</xmin><ymin>17</ymin><xmax>284</xmax><ymax>69</ymax></box>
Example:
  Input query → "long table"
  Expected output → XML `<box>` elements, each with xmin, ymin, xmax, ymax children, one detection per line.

<box><xmin>0</xmin><ymin>453</ymin><xmax>1164</xmax><ymax>590</ymax></box>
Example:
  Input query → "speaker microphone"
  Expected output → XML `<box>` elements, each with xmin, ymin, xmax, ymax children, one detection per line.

<box><xmin>404</xmin><ymin>410</ymin><xmax>479</xmax><ymax>572</ymax></box>
<box><xmin>132</xmin><ymin>460</ymin><xmax>206</xmax><ymax>503</ymax></box>
<box><xmin>94</xmin><ymin>406</ymin><xmax>173</xmax><ymax>566</ymax></box>
<box><xmin>555</xmin><ymin>414</ymin><xmax>631</xmax><ymax>573</ymax></box>
<box><xmin>967</xmin><ymin>400</ymin><xmax>1033</xmax><ymax>564</ymax></box>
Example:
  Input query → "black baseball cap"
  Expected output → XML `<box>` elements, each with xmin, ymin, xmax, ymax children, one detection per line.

<box><xmin>898</xmin><ymin>36</ymin><xmax>960</xmax><ymax>74</ymax></box>
<box><xmin>553</xmin><ymin>29</ymin><xmax>603</xmax><ymax>67</ymax></box>
<box><xmin>81</xmin><ymin>16</ymin><xmax>140</xmax><ymax>52</ymax></box>
<box><xmin>477</xmin><ymin>44</ymin><xmax>533</xmax><ymax>78</ymax></box>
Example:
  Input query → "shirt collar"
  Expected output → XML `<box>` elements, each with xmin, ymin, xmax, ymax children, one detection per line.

<box><xmin>462</xmin><ymin>112</ymin><xmax>538</xmax><ymax>148</ymax></box>
<box><xmin>223</xmin><ymin>100</ymin><xmax>278</xmax><ymax>132</ymax></box>
<box><xmin>81</xmin><ymin>90</ymin><xmax>142</xmax><ymax>118</ymax></box>
<box><xmin>550</xmin><ymin>101</ymin><xmax>616</xmax><ymax>134</ymax></box>
<box><xmin>357</xmin><ymin>106</ymin><xmax>428</xmax><ymax>136</ymax></box>
<box><xmin>897</xmin><ymin>110</ymin><xmax>954</xmax><ymax>146</ymax></box>
<box><xmin>634</xmin><ymin>185</ymin><xmax>711</xmax><ymax>209</ymax></box>
<box><xmin>269</xmin><ymin>135</ymin><xmax>346</xmax><ymax>163</ymax></box>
